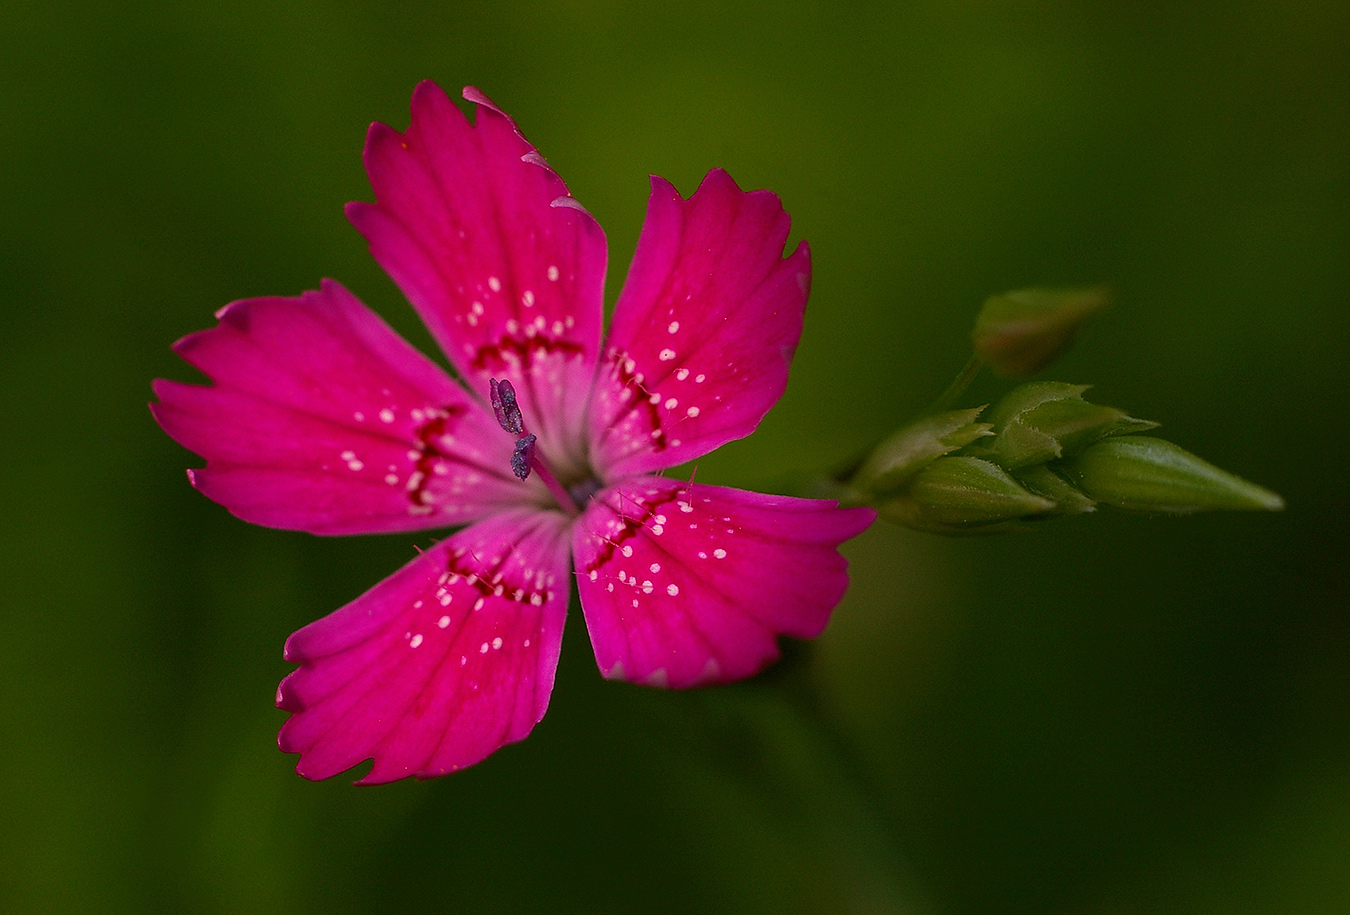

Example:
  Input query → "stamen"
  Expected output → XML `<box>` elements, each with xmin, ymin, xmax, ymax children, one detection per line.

<box><xmin>510</xmin><ymin>434</ymin><xmax>537</xmax><ymax>481</ymax></box>
<box><xmin>487</xmin><ymin>376</ymin><xmax>582</xmax><ymax>516</ymax></box>
<box><xmin>489</xmin><ymin>378</ymin><xmax>523</xmax><ymax>434</ymax></box>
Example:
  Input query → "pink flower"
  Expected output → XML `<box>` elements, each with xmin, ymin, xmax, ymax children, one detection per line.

<box><xmin>152</xmin><ymin>82</ymin><xmax>874</xmax><ymax>783</ymax></box>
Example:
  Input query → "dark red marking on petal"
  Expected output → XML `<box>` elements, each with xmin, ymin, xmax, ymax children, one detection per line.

<box><xmin>581</xmin><ymin>482</ymin><xmax>686</xmax><ymax>573</ymax></box>
<box><xmin>470</xmin><ymin>334</ymin><xmax>584</xmax><ymax>373</ymax></box>
<box><xmin>406</xmin><ymin>404</ymin><xmax>469</xmax><ymax>512</ymax></box>
<box><xmin>604</xmin><ymin>347</ymin><xmax>669</xmax><ymax>453</ymax></box>
<box><xmin>439</xmin><ymin>536</ymin><xmax>553</xmax><ymax>609</ymax></box>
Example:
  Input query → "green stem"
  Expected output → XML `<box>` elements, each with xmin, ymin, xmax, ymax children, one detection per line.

<box><xmin>926</xmin><ymin>355</ymin><xmax>982</xmax><ymax>415</ymax></box>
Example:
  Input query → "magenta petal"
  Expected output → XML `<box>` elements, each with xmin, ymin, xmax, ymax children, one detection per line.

<box><xmin>348</xmin><ymin>82</ymin><xmax>607</xmax><ymax>472</ymax></box>
<box><xmin>151</xmin><ymin>280</ymin><xmax>532</xmax><ymax>535</ymax></box>
<box><xmin>277</xmin><ymin>508</ymin><xmax>572</xmax><ymax>783</ymax></box>
<box><xmin>588</xmin><ymin>170</ymin><xmax>811</xmax><ymax>477</ymax></box>
<box><xmin>572</xmin><ymin>478</ymin><xmax>874</xmax><ymax>689</ymax></box>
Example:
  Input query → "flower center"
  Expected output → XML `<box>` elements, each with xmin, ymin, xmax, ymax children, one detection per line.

<box><xmin>489</xmin><ymin>377</ymin><xmax>592</xmax><ymax>516</ymax></box>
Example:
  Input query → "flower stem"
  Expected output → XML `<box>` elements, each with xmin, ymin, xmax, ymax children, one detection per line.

<box><xmin>926</xmin><ymin>355</ymin><xmax>982</xmax><ymax>415</ymax></box>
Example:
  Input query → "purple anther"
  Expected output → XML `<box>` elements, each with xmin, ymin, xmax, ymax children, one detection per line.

<box><xmin>488</xmin><ymin>378</ymin><xmax>523</xmax><ymax>434</ymax></box>
<box><xmin>510</xmin><ymin>433</ymin><xmax>537</xmax><ymax>481</ymax></box>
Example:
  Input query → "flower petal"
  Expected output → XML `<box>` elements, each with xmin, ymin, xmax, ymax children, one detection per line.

<box><xmin>347</xmin><ymin>82</ymin><xmax>607</xmax><ymax>475</ymax></box>
<box><xmin>277</xmin><ymin>508</ymin><xmax>572</xmax><ymax>783</ymax></box>
<box><xmin>572</xmin><ymin>477</ymin><xmax>874</xmax><ymax>689</ymax></box>
<box><xmin>588</xmin><ymin>170</ymin><xmax>811</xmax><ymax>477</ymax></box>
<box><xmin>152</xmin><ymin>280</ymin><xmax>533</xmax><ymax>535</ymax></box>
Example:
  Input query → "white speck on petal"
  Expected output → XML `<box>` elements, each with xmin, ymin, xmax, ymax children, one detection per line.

<box><xmin>480</xmin><ymin>642</ymin><xmax>490</xmax><ymax>654</ymax></box>
<box><xmin>438</xmin><ymin>615</ymin><xmax>451</xmax><ymax>628</ymax></box>
<box><xmin>664</xmin><ymin>398</ymin><xmax>678</xmax><ymax>410</ymax></box>
<box><xmin>659</xmin><ymin>348</ymin><xmax>676</xmax><ymax>361</ymax></box>
<box><xmin>522</xmin><ymin>290</ymin><xmax>535</xmax><ymax>307</ymax></box>
<box><xmin>547</xmin><ymin>265</ymin><xmax>560</xmax><ymax>281</ymax></box>
<box><xmin>409</xmin><ymin>634</ymin><xmax>424</xmax><ymax>648</ymax></box>
<box><xmin>379</xmin><ymin>408</ymin><xmax>395</xmax><ymax>423</ymax></box>
<box><xmin>675</xmin><ymin>368</ymin><xmax>689</xmax><ymax>381</ymax></box>
<box><xmin>714</xmin><ymin>548</ymin><xmax>727</xmax><ymax>559</ymax></box>
<box><xmin>492</xmin><ymin>637</ymin><xmax>503</xmax><ymax>650</ymax></box>
<box><xmin>667</xmin><ymin>584</ymin><xmax>680</xmax><ymax>596</ymax></box>
<box><xmin>621</xmin><ymin>544</ymin><xmax>633</xmax><ymax>557</ymax></box>
<box><xmin>686</xmin><ymin>406</ymin><xmax>700</xmax><ymax>418</ymax></box>
<box><xmin>667</xmin><ymin>321</ymin><xmax>680</xmax><ymax>333</ymax></box>
<box><xmin>488</xmin><ymin>276</ymin><xmax>502</xmax><ymax>292</ymax></box>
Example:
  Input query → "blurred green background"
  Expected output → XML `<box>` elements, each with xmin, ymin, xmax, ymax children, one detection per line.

<box><xmin>3</xmin><ymin>1</ymin><xmax>1347</xmax><ymax>912</ymax></box>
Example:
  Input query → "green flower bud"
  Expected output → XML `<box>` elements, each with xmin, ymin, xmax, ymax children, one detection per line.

<box><xmin>850</xmin><ymin>408</ymin><xmax>992</xmax><ymax>497</ymax></box>
<box><xmin>1057</xmin><ymin>436</ymin><xmax>1285</xmax><ymax>514</ymax></box>
<box><xmin>1013</xmin><ymin>464</ymin><xmax>1098</xmax><ymax>515</ymax></box>
<box><xmin>878</xmin><ymin>456</ymin><xmax>1056</xmax><ymax>533</ymax></box>
<box><xmin>972</xmin><ymin>286</ymin><xmax>1112</xmax><ymax>376</ymax></box>
<box><xmin>969</xmin><ymin>382</ymin><xmax>1158</xmax><ymax>469</ymax></box>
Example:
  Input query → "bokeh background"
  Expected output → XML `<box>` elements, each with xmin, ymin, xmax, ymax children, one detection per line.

<box><xmin>3</xmin><ymin>2</ymin><xmax>1347</xmax><ymax>912</ymax></box>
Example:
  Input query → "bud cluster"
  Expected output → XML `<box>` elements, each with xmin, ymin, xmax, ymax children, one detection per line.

<box><xmin>847</xmin><ymin>384</ymin><xmax>1283</xmax><ymax>534</ymax></box>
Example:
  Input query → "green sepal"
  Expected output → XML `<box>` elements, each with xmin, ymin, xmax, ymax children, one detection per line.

<box><xmin>1013</xmin><ymin>464</ymin><xmax>1098</xmax><ymax>515</ymax></box>
<box><xmin>1057</xmin><ymin>436</ymin><xmax>1285</xmax><ymax>514</ymax></box>
<box><xmin>850</xmin><ymin>408</ymin><xmax>992</xmax><ymax>497</ymax></box>
<box><xmin>877</xmin><ymin>456</ymin><xmax>1056</xmax><ymax>533</ymax></box>
<box><xmin>968</xmin><ymin>382</ymin><xmax>1158</xmax><ymax>469</ymax></box>
<box><xmin>972</xmin><ymin>286</ymin><xmax>1112</xmax><ymax>376</ymax></box>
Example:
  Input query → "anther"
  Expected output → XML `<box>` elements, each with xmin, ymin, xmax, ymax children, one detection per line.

<box><xmin>510</xmin><ymin>434</ymin><xmax>537</xmax><ymax>481</ymax></box>
<box><xmin>489</xmin><ymin>378</ymin><xmax>523</xmax><ymax>434</ymax></box>
<box><xmin>488</xmin><ymin>377</ymin><xmax>581</xmax><ymax>514</ymax></box>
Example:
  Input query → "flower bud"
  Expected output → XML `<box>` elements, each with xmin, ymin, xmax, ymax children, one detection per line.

<box><xmin>972</xmin><ymin>286</ymin><xmax>1112</xmax><ymax>376</ymax></box>
<box><xmin>878</xmin><ymin>456</ymin><xmax>1056</xmax><ymax>533</ymax></box>
<box><xmin>969</xmin><ymin>382</ymin><xmax>1157</xmax><ymax>470</ymax></box>
<box><xmin>850</xmin><ymin>408</ymin><xmax>991</xmax><ymax>498</ymax></box>
<box><xmin>1058</xmin><ymin>436</ymin><xmax>1285</xmax><ymax>514</ymax></box>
